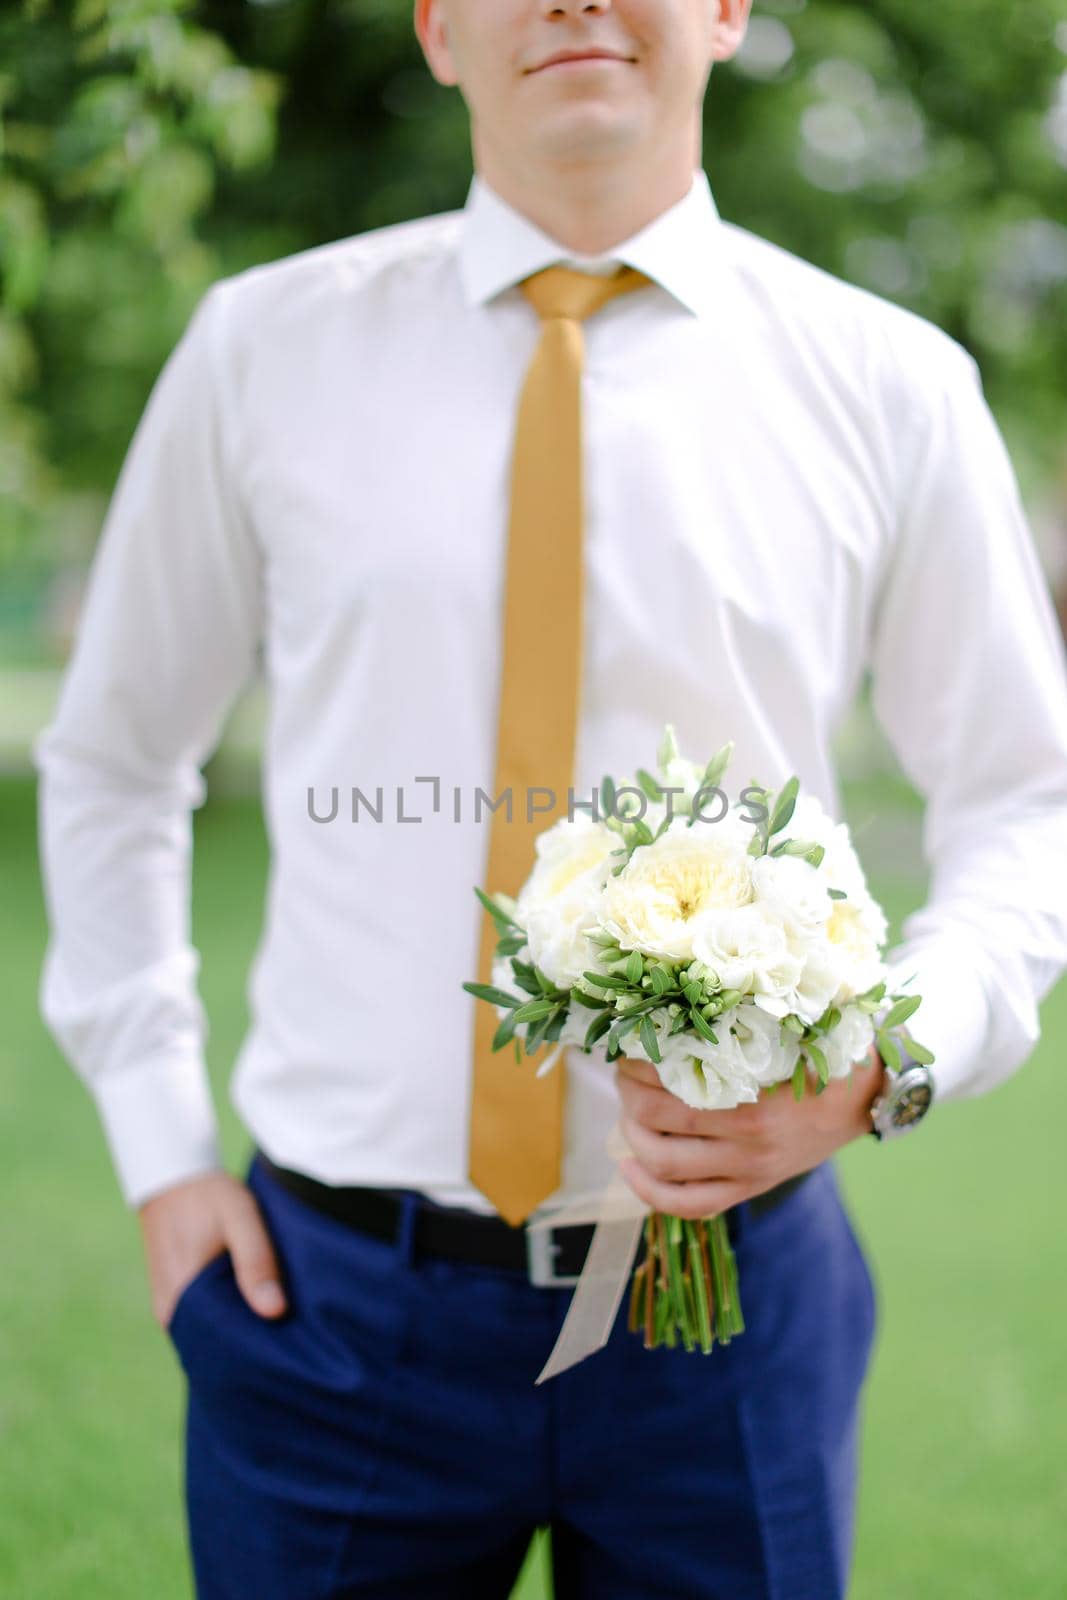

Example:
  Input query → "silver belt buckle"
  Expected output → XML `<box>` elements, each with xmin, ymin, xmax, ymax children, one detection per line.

<box><xmin>526</xmin><ymin>1222</ymin><xmax>583</xmax><ymax>1287</ymax></box>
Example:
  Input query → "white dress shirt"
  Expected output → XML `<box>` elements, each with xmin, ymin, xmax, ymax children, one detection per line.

<box><xmin>34</xmin><ymin>166</ymin><xmax>1067</xmax><ymax>1214</ymax></box>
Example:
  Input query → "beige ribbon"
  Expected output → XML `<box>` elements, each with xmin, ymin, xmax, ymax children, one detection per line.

<box><xmin>529</xmin><ymin>1121</ymin><xmax>651</xmax><ymax>1385</ymax></box>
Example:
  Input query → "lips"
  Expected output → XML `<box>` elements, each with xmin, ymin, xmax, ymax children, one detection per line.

<box><xmin>529</xmin><ymin>49</ymin><xmax>633</xmax><ymax>73</ymax></box>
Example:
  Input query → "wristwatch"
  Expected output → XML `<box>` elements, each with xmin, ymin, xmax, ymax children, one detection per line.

<box><xmin>868</xmin><ymin>1048</ymin><xmax>935</xmax><ymax>1141</ymax></box>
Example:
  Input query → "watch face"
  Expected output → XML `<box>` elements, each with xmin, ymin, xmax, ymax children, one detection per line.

<box><xmin>891</xmin><ymin>1076</ymin><xmax>933</xmax><ymax>1129</ymax></box>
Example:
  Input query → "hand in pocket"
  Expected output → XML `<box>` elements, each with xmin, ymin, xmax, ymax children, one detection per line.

<box><xmin>138</xmin><ymin>1170</ymin><xmax>289</xmax><ymax>1330</ymax></box>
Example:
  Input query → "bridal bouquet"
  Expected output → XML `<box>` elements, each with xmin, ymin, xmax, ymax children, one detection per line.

<box><xmin>464</xmin><ymin>727</ymin><xmax>933</xmax><ymax>1357</ymax></box>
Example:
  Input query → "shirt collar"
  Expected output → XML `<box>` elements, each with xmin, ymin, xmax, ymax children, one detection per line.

<box><xmin>456</xmin><ymin>166</ymin><xmax>725</xmax><ymax>319</ymax></box>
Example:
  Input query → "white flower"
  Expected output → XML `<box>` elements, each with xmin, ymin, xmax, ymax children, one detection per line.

<box><xmin>719</xmin><ymin>1001</ymin><xmax>801</xmax><ymax>1088</ymax></box>
<box><xmin>651</xmin><ymin>1028</ymin><xmax>763</xmax><ymax>1111</ymax></box>
<box><xmin>598</xmin><ymin>816</ymin><xmax>755</xmax><ymax>963</ymax></box>
<box><xmin>791</xmin><ymin>941</ymin><xmax>844</xmax><ymax>1025</ymax></box>
<box><xmin>691</xmin><ymin>905</ymin><xmax>803</xmax><ymax>1005</ymax></box>
<box><xmin>515</xmin><ymin>814</ymin><xmax>619</xmax><ymax>988</ymax></box>
<box><xmin>823</xmin><ymin>894</ymin><xmax>887</xmax><ymax>1001</ymax></box>
<box><xmin>821</xmin><ymin>1005</ymin><xmax>876</xmax><ymax>1079</ymax></box>
<box><xmin>522</xmin><ymin>811</ymin><xmax>620</xmax><ymax>892</ymax></box>
<box><xmin>787</xmin><ymin>793</ymin><xmax>870</xmax><ymax>900</ymax></box>
<box><xmin>750</xmin><ymin>853</ymin><xmax>832</xmax><ymax>940</ymax></box>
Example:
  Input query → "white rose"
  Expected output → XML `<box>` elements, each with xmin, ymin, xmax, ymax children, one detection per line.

<box><xmin>521</xmin><ymin>903</ymin><xmax>604</xmax><ymax>991</ymax></box>
<box><xmin>750</xmin><ymin>853</ymin><xmax>832</xmax><ymax>941</ymax></box>
<box><xmin>719</xmin><ymin>1000</ymin><xmax>801</xmax><ymax>1088</ymax></box>
<box><xmin>791</xmin><ymin>941</ymin><xmax>844</xmax><ymax>1025</ymax></box>
<box><xmin>598</xmin><ymin>817</ymin><xmax>755</xmax><ymax>963</ymax></box>
<box><xmin>516</xmin><ymin>814</ymin><xmax>619</xmax><ymax>988</ymax></box>
<box><xmin>521</xmin><ymin>812</ymin><xmax>620</xmax><ymax>893</ymax></box>
<box><xmin>690</xmin><ymin>904</ymin><xmax>804</xmax><ymax>1005</ymax></box>
<box><xmin>824</xmin><ymin>894</ymin><xmax>887</xmax><ymax>1001</ymax></box>
<box><xmin>651</xmin><ymin>1028</ymin><xmax>763</xmax><ymax>1111</ymax></box>
<box><xmin>788</xmin><ymin>793</ymin><xmax>870</xmax><ymax>899</ymax></box>
<box><xmin>820</xmin><ymin>1005</ymin><xmax>876</xmax><ymax>1079</ymax></box>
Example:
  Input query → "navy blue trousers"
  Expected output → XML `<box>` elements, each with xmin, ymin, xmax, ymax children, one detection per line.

<box><xmin>166</xmin><ymin>1150</ymin><xmax>877</xmax><ymax>1599</ymax></box>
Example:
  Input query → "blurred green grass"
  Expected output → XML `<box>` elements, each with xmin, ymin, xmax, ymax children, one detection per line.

<box><xmin>1</xmin><ymin>772</ymin><xmax>1065</xmax><ymax>1599</ymax></box>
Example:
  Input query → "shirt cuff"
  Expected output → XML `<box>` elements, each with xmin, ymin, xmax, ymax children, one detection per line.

<box><xmin>880</xmin><ymin>936</ymin><xmax>991</xmax><ymax>1104</ymax></box>
<box><xmin>91</xmin><ymin>1054</ymin><xmax>225</xmax><ymax>1209</ymax></box>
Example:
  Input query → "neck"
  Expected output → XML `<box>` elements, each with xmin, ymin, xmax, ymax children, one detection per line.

<box><xmin>471</xmin><ymin>131</ymin><xmax>701</xmax><ymax>256</ymax></box>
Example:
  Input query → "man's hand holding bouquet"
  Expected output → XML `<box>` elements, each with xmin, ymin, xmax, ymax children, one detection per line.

<box><xmin>465</xmin><ymin>727</ymin><xmax>931</xmax><ymax>1372</ymax></box>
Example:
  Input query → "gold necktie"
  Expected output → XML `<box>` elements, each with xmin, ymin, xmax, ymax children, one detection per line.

<box><xmin>468</xmin><ymin>262</ymin><xmax>653</xmax><ymax>1226</ymax></box>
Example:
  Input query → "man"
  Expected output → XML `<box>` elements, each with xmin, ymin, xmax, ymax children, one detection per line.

<box><xmin>34</xmin><ymin>1</ymin><xmax>1067</xmax><ymax>1596</ymax></box>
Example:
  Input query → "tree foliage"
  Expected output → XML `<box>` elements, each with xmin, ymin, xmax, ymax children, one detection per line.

<box><xmin>2</xmin><ymin>0</ymin><xmax>1065</xmax><ymax>570</ymax></box>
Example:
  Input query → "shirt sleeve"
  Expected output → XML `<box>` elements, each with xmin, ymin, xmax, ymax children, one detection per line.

<box><xmin>33</xmin><ymin>279</ymin><xmax>264</xmax><ymax>1208</ymax></box>
<box><xmin>867</xmin><ymin>326</ymin><xmax>1067</xmax><ymax>1103</ymax></box>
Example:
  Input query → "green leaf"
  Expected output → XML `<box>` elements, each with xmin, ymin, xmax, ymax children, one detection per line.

<box><xmin>492</xmin><ymin>1014</ymin><xmax>518</xmax><ymax>1051</ymax></box>
<box><xmin>769</xmin><ymin>776</ymin><xmax>799</xmax><ymax>837</ymax></box>
<box><xmin>807</xmin><ymin>1041</ymin><xmax>829</xmax><ymax>1085</ymax></box>
<box><xmin>584</xmin><ymin>1010</ymin><xmax>614</xmax><ymax>1050</ymax></box>
<box><xmin>623</xmin><ymin>996</ymin><xmax>667</xmax><ymax>1019</ymax></box>
<box><xmin>544</xmin><ymin>1009</ymin><xmax>567</xmax><ymax>1043</ymax></box>
<box><xmin>511</xmin><ymin>997</ymin><xmax>556</xmax><ymax>1024</ymax></box>
<box><xmin>876</xmin><ymin>1028</ymin><xmax>902</xmax><ymax>1071</ymax></box>
<box><xmin>639</xmin><ymin>1014</ymin><xmax>662</xmax><ymax>1064</ymax></box>
<box><xmin>804</xmin><ymin>845</ymin><xmax>825</xmax><ymax>868</ymax></box>
<box><xmin>511</xmin><ymin>965</ymin><xmax>543</xmax><ymax>997</ymax></box>
<box><xmin>635</xmin><ymin>767</ymin><xmax>664</xmax><ymax>801</ymax></box>
<box><xmin>625</xmin><ymin>950</ymin><xmax>643</xmax><ymax>985</ymax></box>
<box><xmin>474</xmin><ymin>885</ymin><xmax>521</xmax><ymax>928</ymax></box>
<box><xmin>882</xmin><ymin>994</ymin><xmax>921</xmax><ymax>1029</ymax></box>
<box><xmin>601</xmin><ymin>774</ymin><xmax>617</xmax><ymax>817</ymax></box>
<box><xmin>656</xmin><ymin>725</ymin><xmax>679</xmax><ymax>770</ymax></box>
<box><xmin>650</xmin><ymin>965</ymin><xmax>672</xmax><ymax>997</ymax></box>
<box><xmin>900</xmin><ymin>1031</ymin><xmax>935</xmax><ymax>1065</ymax></box>
<box><xmin>606</xmin><ymin>1015</ymin><xmax>640</xmax><ymax>1056</ymax></box>
<box><xmin>702</xmin><ymin>741</ymin><xmax>734</xmax><ymax>790</ymax></box>
<box><xmin>689</xmin><ymin>1007</ymin><xmax>719</xmax><ymax>1043</ymax></box>
<box><xmin>791</xmin><ymin>1059</ymin><xmax>807</xmax><ymax>1100</ymax></box>
<box><xmin>582</xmin><ymin>970</ymin><xmax>632</xmax><ymax>990</ymax></box>
<box><xmin>462</xmin><ymin>982</ymin><xmax>521</xmax><ymax>1009</ymax></box>
<box><xmin>570</xmin><ymin>989</ymin><xmax>610</xmax><ymax>1009</ymax></box>
<box><xmin>828</xmin><ymin>887</ymin><xmax>847</xmax><ymax>900</ymax></box>
<box><xmin>524</xmin><ymin>1011</ymin><xmax>554</xmax><ymax>1055</ymax></box>
<box><xmin>495</xmin><ymin>932</ymin><xmax>526</xmax><ymax>956</ymax></box>
<box><xmin>813</xmin><ymin>1004</ymin><xmax>840</xmax><ymax>1034</ymax></box>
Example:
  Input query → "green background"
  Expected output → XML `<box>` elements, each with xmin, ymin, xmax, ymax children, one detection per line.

<box><xmin>3</xmin><ymin>0</ymin><xmax>1067</xmax><ymax>1593</ymax></box>
<box><xmin>3</xmin><ymin>758</ymin><xmax>1066</xmax><ymax>1597</ymax></box>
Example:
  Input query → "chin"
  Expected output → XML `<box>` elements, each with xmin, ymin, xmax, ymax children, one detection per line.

<box><xmin>533</xmin><ymin>109</ymin><xmax>644</xmax><ymax>161</ymax></box>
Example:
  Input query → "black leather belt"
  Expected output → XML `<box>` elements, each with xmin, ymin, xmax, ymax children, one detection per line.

<box><xmin>255</xmin><ymin>1149</ymin><xmax>816</xmax><ymax>1287</ymax></box>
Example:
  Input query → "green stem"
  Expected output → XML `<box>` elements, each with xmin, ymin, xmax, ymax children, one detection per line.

<box><xmin>663</xmin><ymin>1214</ymin><xmax>695</xmax><ymax>1351</ymax></box>
<box><xmin>685</xmin><ymin>1219</ymin><xmax>713</xmax><ymax>1353</ymax></box>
